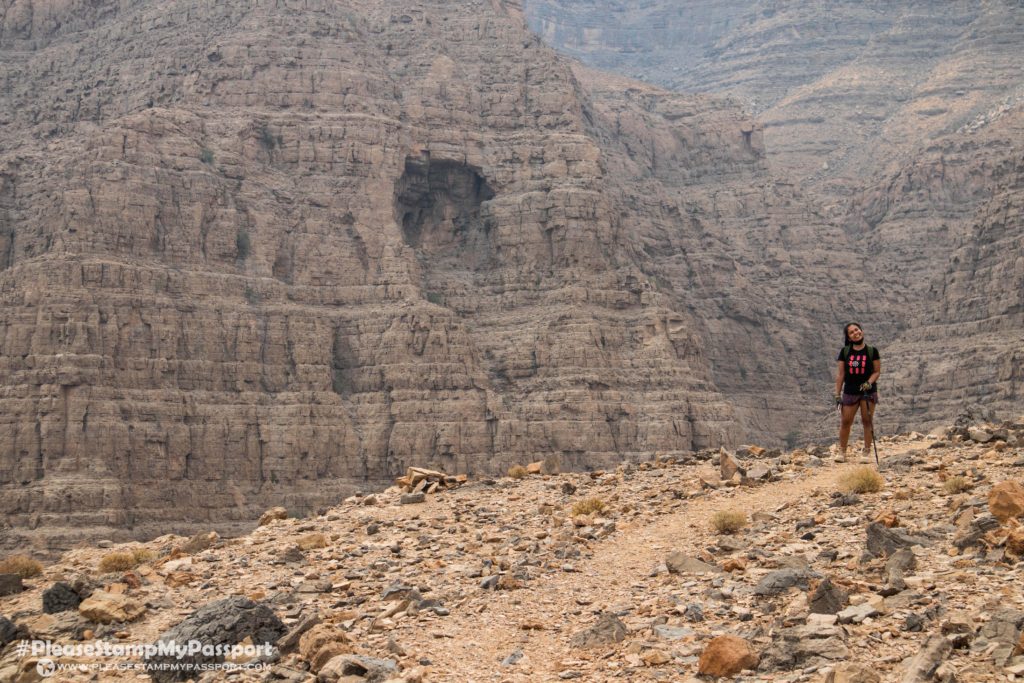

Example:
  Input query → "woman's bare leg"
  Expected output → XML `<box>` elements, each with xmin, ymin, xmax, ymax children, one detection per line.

<box><xmin>839</xmin><ymin>403</ymin><xmax>858</xmax><ymax>460</ymax></box>
<box><xmin>860</xmin><ymin>400</ymin><xmax>876</xmax><ymax>460</ymax></box>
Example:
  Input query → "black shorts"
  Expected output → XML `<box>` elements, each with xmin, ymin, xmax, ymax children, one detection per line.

<box><xmin>840</xmin><ymin>392</ymin><xmax>878</xmax><ymax>407</ymax></box>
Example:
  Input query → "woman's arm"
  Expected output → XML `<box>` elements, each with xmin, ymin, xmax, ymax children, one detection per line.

<box><xmin>835</xmin><ymin>360</ymin><xmax>845</xmax><ymax>397</ymax></box>
<box><xmin>868</xmin><ymin>359</ymin><xmax>881</xmax><ymax>386</ymax></box>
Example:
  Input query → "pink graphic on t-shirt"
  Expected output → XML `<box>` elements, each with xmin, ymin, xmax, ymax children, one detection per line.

<box><xmin>848</xmin><ymin>354</ymin><xmax>867</xmax><ymax>375</ymax></box>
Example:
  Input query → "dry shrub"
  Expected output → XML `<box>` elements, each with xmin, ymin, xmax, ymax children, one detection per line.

<box><xmin>98</xmin><ymin>551</ymin><xmax>138</xmax><ymax>573</ymax></box>
<box><xmin>508</xmin><ymin>465</ymin><xmax>528</xmax><ymax>479</ymax></box>
<box><xmin>571</xmin><ymin>497</ymin><xmax>606</xmax><ymax>517</ymax></box>
<box><xmin>297</xmin><ymin>533</ymin><xmax>328</xmax><ymax>550</ymax></box>
<box><xmin>839</xmin><ymin>466</ymin><xmax>884</xmax><ymax>494</ymax></box>
<box><xmin>943</xmin><ymin>476</ymin><xmax>972</xmax><ymax>495</ymax></box>
<box><xmin>0</xmin><ymin>554</ymin><xmax>43</xmax><ymax>579</ymax></box>
<box><xmin>132</xmin><ymin>548</ymin><xmax>156</xmax><ymax>564</ymax></box>
<box><xmin>711</xmin><ymin>510</ymin><xmax>747</xmax><ymax>534</ymax></box>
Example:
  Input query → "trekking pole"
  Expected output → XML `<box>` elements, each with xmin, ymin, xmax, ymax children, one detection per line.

<box><xmin>870</xmin><ymin>394</ymin><xmax>879</xmax><ymax>467</ymax></box>
<box><xmin>861</xmin><ymin>390</ymin><xmax>879</xmax><ymax>467</ymax></box>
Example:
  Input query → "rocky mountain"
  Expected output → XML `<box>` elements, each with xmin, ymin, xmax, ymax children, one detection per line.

<box><xmin>1</xmin><ymin>416</ymin><xmax>1023</xmax><ymax>681</ymax></box>
<box><xmin>0</xmin><ymin>0</ymin><xmax>879</xmax><ymax>550</ymax></box>
<box><xmin>525</xmin><ymin>0</ymin><xmax>1024</xmax><ymax>434</ymax></box>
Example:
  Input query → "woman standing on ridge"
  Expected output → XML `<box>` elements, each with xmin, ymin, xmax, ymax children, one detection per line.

<box><xmin>834</xmin><ymin>322</ymin><xmax>881</xmax><ymax>462</ymax></box>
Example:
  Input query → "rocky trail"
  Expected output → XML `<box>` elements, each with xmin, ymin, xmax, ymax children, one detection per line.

<box><xmin>422</xmin><ymin>461</ymin><xmax>854</xmax><ymax>679</ymax></box>
<box><xmin>2</xmin><ymin>411</ymin><xmax>1024</xmax><ymax>683</ymax></box>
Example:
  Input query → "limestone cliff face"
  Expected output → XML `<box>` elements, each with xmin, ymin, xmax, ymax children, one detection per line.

<box><xmin>872</xmin><ymin>108</ymin><xmax>1024</xmax><ymax>432</ymax></box>
<box><xmin>526</xmin><ymin>0</ymin><xmax>1024</xmax><ymax>433</ymax></box>
<box><xmin>0</xmin><ymin>0</ymin><xmax>871</xmax><ymax>549</ymax></box>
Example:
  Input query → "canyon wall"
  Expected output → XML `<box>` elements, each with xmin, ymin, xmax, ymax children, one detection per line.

<box><xmin>0</xmin><ymin>0</ymin><xmax>869</xmax><ymax>549</ymax></box>
<box><xmin>526</xmin><ymin>0</ymin><xmax>1024</xmax><ymax>434</ymax></box>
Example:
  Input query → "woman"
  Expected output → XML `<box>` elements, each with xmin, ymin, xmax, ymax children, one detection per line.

<box><xmin>834</xmin><ymin>322</ymin><xmax>881</xmax><ymax>462</ymax></box>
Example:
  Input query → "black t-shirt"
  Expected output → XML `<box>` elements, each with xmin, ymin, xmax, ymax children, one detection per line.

<box><xmin>837</xmin><ymin>344</ymin><xmax>880</xmax><ymax>394</ymax></box>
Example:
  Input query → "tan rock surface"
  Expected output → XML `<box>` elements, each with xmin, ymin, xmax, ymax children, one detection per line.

<box><xmin>988</xmin><ymin>480</ymin><xmax>1024</xmax><ymax>523</ymax></box>
<box><xmin>77</xmin><ymin>590</ymin><xmax>146</xmax><ymax>623</ymax></box>
<box><xmin>697</xmin><ymin>634</ymin><xmax>759</xmax><ymax>677</ymax></box>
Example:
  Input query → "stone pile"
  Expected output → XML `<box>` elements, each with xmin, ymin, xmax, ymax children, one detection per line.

<box><xmin>391</xmin><ymin>468</ymin><xmax>467</xmax><ymax>503</ymax></box>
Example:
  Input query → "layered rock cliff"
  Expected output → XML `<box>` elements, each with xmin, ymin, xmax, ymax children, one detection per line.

<box><xmin>526</xmin><ymin>0</ymin><xmax>1024</xmax><ymax>434</ymax></box>
<box><xmin>0</xmin><ymin>0</ymin><xmax>873</xmax><ymax>549</ymax></box>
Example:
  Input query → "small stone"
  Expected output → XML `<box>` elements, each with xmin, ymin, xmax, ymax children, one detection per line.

<box><xmin>653</xmin><ymin>624</ymin><xmax>693</xmax><ymax>641</ymax></box>
<box><xmin>0</xmin><ymin>574</ymin><xmax>24</xmax><ymax>597</ymax></box>
<box><xmin>885</xmin><ymin>548</ymin><xmax>916</xmax><ymax>574</ymax></box>
<box><xmin>953</xmin><ymin>513</ymin><xmax>1001</xmax><ymax>549</ymax></box>
<box><xmin>276</xmin><ymin>613</ymin><xmax>322</xmax><ymax>654</ymax></box>
<box><xmin>905</xmin><ymin>613</ymin><xmax>926</xmax><ymax>632</ymax></box>
<box><xmin>258</xmin><ymin>506</ymin><xmax>288</xmax><ymax>526</ymax></box>
<box><xmin>873</xmin><ymin>509</ymin><xmax>899</xmax><ymax>528</ymax></box>
<box><xmin>0</xmin><ymin>616</ymin><xmax>28</xmax><ymax>647</ymax></box>
<box><xmin>720</xmin><ymin>451</ymin><xmax>743</xmax><ymax>480</ymax></box>
<box><xmin>903</xmin><ymin>634</ymin><xmax>952</xmax><ymax>682</ymax></box>
<box><xmin>311</xmin><ymin>642</ymin><xmax>351</xmax><ymax>673</ymax></box>
<box><xmin>808</xmin><ymin>578</ymin><xmax>848</xmax><ymax>615</ymax></box>
<box><xmin>969</xmin><ymin>428</ymin><xmax>994</xmax><ymax>443</ymax></box>
<box><xmin>42</xmin><ymin>582</ymin><xmax>82</xmax><ymax>614</ymax></box>
<box><xmin>988</xmin><ymin>481</ymin><xmax>1024</xmax><ymax>522</ymax></box>
<box><xmin>179</xmin><ymin>531</ymin><xmax>218</xmax><ymax>554</ymax></box>
<box><xmin>381</xmin><ymin>581</ymin><xmax>419</xmax><ymax>602</ymax></box>
<box><xmin>683</xmin><ymin>604</ymin><xmax>704</xmax><ymax>622</ymax></box>
<box><xmin>401</xmin><ymin>492</ymin><xmax>426</xmax><ymax>505</ymax></box>
<box><xmin>837</xmin><ymin>603</ymin><xmax>878</xmax><ymax>624</ymax></box>
<box><xmin>78</xmin><ymin>591</ymin><xmax>146</xmax><ymax>624</ymax></box>
<box><xmin>754</xmin><ymin>568</ymin><xmax>821</xmax><ymax>596</ymax></box>
<box><xmin>570</xmin><ymin>613</ymin><xmax>628</xmax><ymax>648</ymax></box>
<box><xmin>746</xmin><ymin>463</ymin><xmax>771</xmax><ymax>479</ymax></box>
<box><xmin>279</xmin><ymin>545</ymin><xmax>305</xmax><ymax>563</ymax></box>
<box><xmin>825</xmin><ymin>662</ymin><xmax>882</xmax><ymax>683</ymax></box>
<box><xmin>162</xmin><ymin>557</ymin><xmax>193</xmax><ymax>573</ymax></box>
<box><xmin>807</xmin><ymin>613</ymin><xmax>839</xmax><ymax>628</ymax></box>
<box><xmin>697</xmin><ymin>635</ymin><xmax>759</xmax><ymax>677</ymax></box>
<box><xmin>665</xmin><ymin>552</ymin><xmax>720</xmax><ymax>575</ymax></box>
<box><xmin>865</xmin><ymin>522</ymin><xmax>930</xmax><ymax>557</ymax></box>
<box><xmin>830</xmin><ymin>493</ymin><xmax>861</xmax><ymax>507</ymax></box>
<box><xmin>722</xmin><ymin>557</ymin><xmax>747</xmax><ymax>572</ymax></box>
<box><xmin>318</xmin><ymin>654</ymin><xmax>397</xmax><ymax>682</ymax></box>
<box><xmin>642</xmin><ymin>648</ymin><xmax>671</xmax><ymax>665</ymax></box>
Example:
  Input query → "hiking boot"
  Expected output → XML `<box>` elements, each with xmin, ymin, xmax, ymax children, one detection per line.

<box><xmin>860</xmin><ymin>448</ymin><xmax>872</xmax><ymax>463</ymax></box>
<box><xmin>835</xmin><ymin>449</ymin><xmax>848</xmax><ymax>463</ymax></box>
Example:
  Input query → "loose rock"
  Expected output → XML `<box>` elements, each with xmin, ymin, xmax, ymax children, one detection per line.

<box><xmin>698</xmin><ymin>635</ymin><xmax>759</xmax><ymax>677</ymax></box>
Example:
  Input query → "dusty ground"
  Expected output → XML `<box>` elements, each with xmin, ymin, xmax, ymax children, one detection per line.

<box><xmin>2</xmin><ymin>422</ymin><xmax>1024</xmax><ymax>683</ymax></box>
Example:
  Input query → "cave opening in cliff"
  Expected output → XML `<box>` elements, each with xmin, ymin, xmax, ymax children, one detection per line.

<box><xmin>394</xmin><ymin>154</ymin><xmax>496</xmax><ymax>268</ymax></box>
